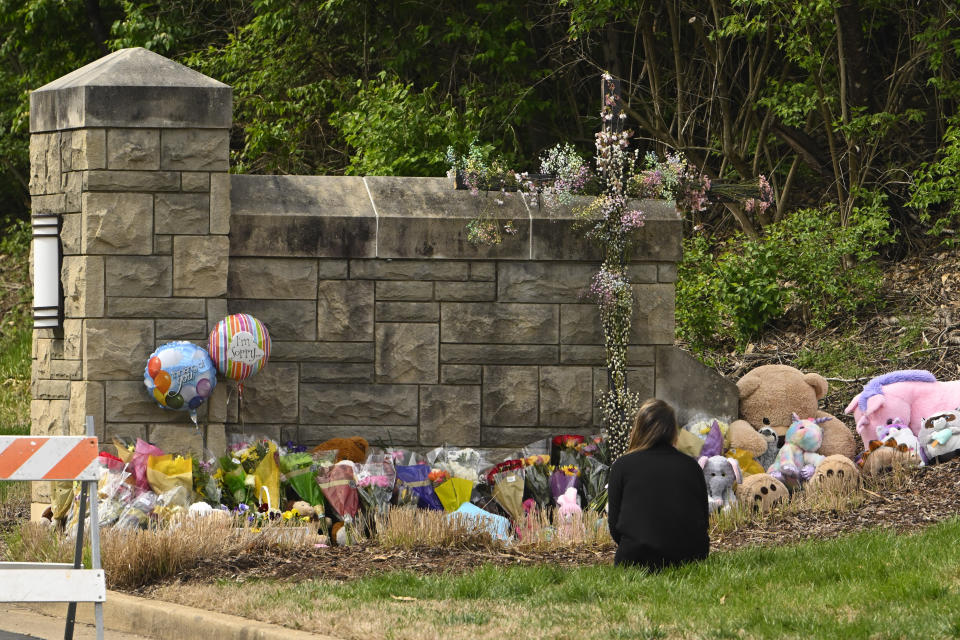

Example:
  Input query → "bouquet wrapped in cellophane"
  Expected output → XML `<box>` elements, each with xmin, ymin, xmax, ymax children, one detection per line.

<box><xmin>218</xmin><ymin>437</ymin><xmax>280</xmax><ymax>511</ymax></box>
<box><xmin>192</xmin><ymin>453</ymin><xmax>221</xmax><ymax>506</ymax></box>
<box><xmin>579</xmin><ymin>454</ymin><xmax>609</xmax><ymax>512</ymax></box>
<box><xmin>355</xmin><ymin>454</ymin><xmax>396</xmax><ymax>517</ymax></box>
<box><xmin>427</xmin><ymin>446</ymin><xmax>487</xmax><ymax>483</ymax></box>
<box><xmin>521</xmin><ymin>454</ymin><xmax>552</xmax><ymax>509</ymax></box>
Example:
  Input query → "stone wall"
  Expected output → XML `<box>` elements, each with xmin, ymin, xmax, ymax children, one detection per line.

<box><xmin>28</xmin><ymin>48</ymin><xmax>738</xmax><ymax>500</ymax></box>
<box><xmin>222</xmin><ymin>174</ymin><xmax>689</xmax><ymax>449</ymax></box>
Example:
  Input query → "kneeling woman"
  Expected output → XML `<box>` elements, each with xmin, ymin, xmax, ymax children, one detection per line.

<box><xmin>607</xmin><ymin>399</ymin><xmax>709</xmax><ymax>570</ymax></box>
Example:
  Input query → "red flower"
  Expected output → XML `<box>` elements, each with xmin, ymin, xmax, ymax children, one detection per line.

<box><xmin>552</xmin><ymin>434</ymin><xmax>585</xmax><ymax>448</ymax></box>
<box><xmin>486</xmin><ymin>459</ymin><xmax>523</xmax><ymax>484</ymax></box>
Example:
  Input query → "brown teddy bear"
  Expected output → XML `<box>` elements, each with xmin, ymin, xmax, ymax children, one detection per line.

<box><xmin>309</xmin><ymin>436</ymin><xmax>369</xmax><ymax>464</ymax></box>
<box><xmin>730</xmin><ymin>365</ymin><xmax>856</xmax><ymax>459</ymax></box>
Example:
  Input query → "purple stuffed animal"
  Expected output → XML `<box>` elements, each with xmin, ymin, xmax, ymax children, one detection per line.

<box><xmin>844</xmin><ymin>370</ymin><xmax>960</xmax><ymax>443</ymax></box>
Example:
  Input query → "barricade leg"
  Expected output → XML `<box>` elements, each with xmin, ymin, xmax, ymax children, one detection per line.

<box><xmin>63</xmin><ymin>481</ymin><xmax>86</xmax><ymax>640</ymax></box>
<box><xmin>89</xmin><ymin>474</ymin><xmax>103</xmax><ymax>640</ymax></box>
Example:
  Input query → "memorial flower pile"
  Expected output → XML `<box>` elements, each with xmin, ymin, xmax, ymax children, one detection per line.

<box><xmin>54</xmin><ymin>432</ymin><xmax>613</xmax><ymax>546</ymax></box>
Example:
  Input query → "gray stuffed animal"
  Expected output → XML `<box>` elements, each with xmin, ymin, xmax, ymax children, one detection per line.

<box><xmin>918</xmin><ymin>410</ymin><xmax>960</xmax><ymax>465</ymax></box>
<box><xmin>756</xmin><ymin>427</ymin><xmax>779</xmax><ymax>470</ymax></box>
<box><xmin>698</xmin><ymin>455</ymin><xmax>742</xmax><ymax>513</ymax></box>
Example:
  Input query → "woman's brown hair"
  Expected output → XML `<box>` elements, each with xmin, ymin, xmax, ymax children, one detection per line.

<box><xmin>626</xmin><ymin>398</ymin><xmax>678</xmax><ymax>453</ymax></box>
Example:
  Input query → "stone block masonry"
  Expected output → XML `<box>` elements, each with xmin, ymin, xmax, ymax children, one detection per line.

<box><xmin>227</xmin><ymin>174</ymin><xmax>731</xmax><ymax>449</ymax></box>
<box><xmin>28</xmin><ymin>48</ymin><xmax>231</xmax><ymax>503</ymax></box>
<box><xmin>29</xmin><ymin>49</ymin><xmax>739</xmax><ymax>506</ymax></box>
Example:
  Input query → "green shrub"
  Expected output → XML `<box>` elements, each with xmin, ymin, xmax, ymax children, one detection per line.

<box><xmin>910</xmin><ymin>116</ymin><xmax>960</xmax><ymax>244</ymax></box>
<box><xmin>0</xmin><ymin>218</ymin><xmax>30</xmax><ymax>434</ymax></box>
<box><xmin>677</xmin><ymin>199</ymin><xmax>892</xmax><ymax>351</ymax></box>
<box><xmin>331</xmin><ymin>72</ymin><xmax>483</xmax><ymax>177</ymax></box>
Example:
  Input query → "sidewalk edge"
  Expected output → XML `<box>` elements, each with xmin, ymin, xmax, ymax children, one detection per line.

<box><xmin>24</xmin><ymin>590</ymin><xmax>338</xmax><ymax>640</ymax></box>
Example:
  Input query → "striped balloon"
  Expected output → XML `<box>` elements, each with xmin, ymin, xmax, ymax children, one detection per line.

<box><xmin>208</xmin><ymin>314</ymin><xmax>271</xmax><ymax>381</ymax></box>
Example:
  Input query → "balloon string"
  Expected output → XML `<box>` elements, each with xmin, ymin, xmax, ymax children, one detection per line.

<box><xmin>238</xmin><ymin>382</ymin><xmax>245</xmax><ymax>434</ymax></box>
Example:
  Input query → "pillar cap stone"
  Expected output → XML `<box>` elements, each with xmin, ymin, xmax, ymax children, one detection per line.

<box><xmin>30</xmin><ymin>47</ymin><xmax>231</xmax><ymax>132</ymax></box>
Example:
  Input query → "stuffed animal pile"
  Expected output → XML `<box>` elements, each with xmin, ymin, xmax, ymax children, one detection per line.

<box><xmin>732</xmin><ymin>365</ymin><xmax>855</xmax><ymax>458</ymax></box>
<box><xmin>684</xmin><ymin>365</ymin><xmax>862</xmax><ymax>513</ymax></box>
<box><xmin>684</xmin><ymin>366</ymin><xmax>960</xmax><ymax>516</ymax></box>
<box><xmin>846</xmin><ymin>370</ymin><xmax>960</xmax><ymax>472</ymax></box>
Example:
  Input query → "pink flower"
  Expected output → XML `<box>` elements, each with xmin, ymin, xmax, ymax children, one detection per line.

<box><xmin>621</xmin><ymin>209</ymin><xmax>645</xmax><ymax>232</ymax></box>
<box><xmin>358</xmin><ymin>475</ymin><xmax>392</xmax><ymax>489</ymax></box>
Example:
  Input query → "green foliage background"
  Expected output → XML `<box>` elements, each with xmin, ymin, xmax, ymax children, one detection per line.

<box><xmin>2</xmin><ymin>0</ymin><xmax>960</xmax><ymax>349</ymax></box>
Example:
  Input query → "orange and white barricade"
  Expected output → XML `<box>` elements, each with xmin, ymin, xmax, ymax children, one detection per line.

<box><xmin>0</xmin><ymin>416</ymin><xmax>104</xmax><ymax>640</ymax></box>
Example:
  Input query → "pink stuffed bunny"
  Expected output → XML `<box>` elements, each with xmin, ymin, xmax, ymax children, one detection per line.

<box><xmin>557</xmin><ymin>487</ymin><xmax>581</xmax><ymax>522</ymax></box>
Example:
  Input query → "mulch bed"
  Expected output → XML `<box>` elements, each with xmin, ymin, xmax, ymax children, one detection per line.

<box><xmin>713</xmin><ymin>458</ymin><xmax>960</xmax><ymax>550</ymax></box>
<box><xmin>144</xmin><ymin>544</ymin><xmax>614</xmax><ymax>591</ymax></box>
<box><xmin>127</xmin><ymin>459</ymin><xmax>960</xmax><ymax>593</ymax></box>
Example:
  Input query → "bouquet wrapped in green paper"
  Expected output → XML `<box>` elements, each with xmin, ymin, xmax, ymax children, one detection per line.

<box><xmin>279</xmin><ymin>450</ymin><xmax>333</xmax><ymax>508</ymax></box>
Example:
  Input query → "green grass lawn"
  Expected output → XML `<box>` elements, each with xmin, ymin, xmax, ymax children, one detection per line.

<box><xmin>145</xmin><ymin>518</ymin><xmax>960</xmax><ymax>640</ymax></box>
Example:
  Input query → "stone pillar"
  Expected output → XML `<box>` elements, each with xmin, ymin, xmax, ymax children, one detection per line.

<box><xmin>28</xmin><ymin>48</ymin><xmax>232</xmax><ymax>505</ymax></box>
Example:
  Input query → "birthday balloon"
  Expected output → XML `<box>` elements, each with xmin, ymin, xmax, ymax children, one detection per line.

<box><xmin>144</xmin><ymin>341</ymin><xmax>217</xmax><ymax>422</ymax></box>
<box><xmin>208</xmin><ymin>314</ymin><xmax>271</xmax><ymax>382</ymax></box>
